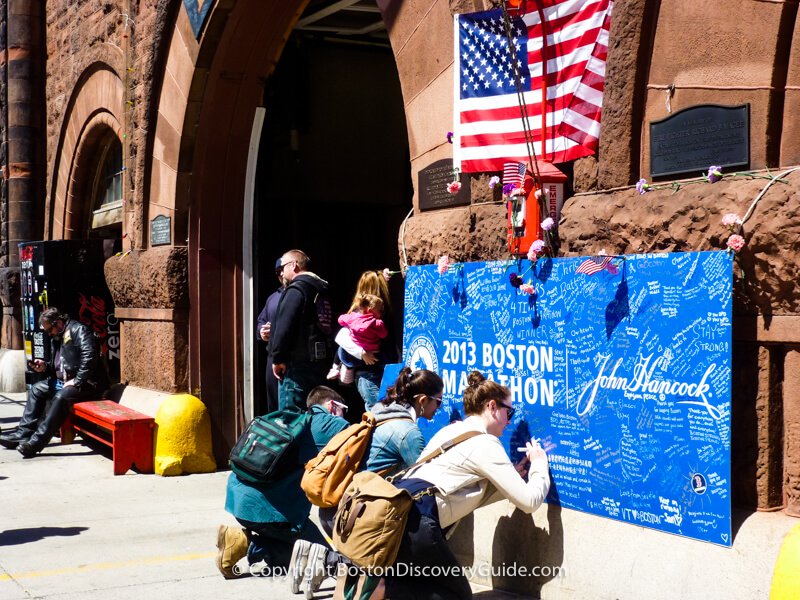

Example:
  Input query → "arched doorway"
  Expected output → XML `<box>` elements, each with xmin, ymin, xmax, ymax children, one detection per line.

<box><xmin>248</xmin><ymin>27</ymin><xmax>410</xmax><ymax>417</ymax></box>
<box><xmin>186</xmin><ymin>1</ymin><xmax>410</xmax><ymax>456</ymax></box>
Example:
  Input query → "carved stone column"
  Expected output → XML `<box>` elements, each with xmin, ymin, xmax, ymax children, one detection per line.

<box><xmin>0</xmin><ymin>0</ymin><xmax>44</xmax><ymax>349</ymax></box>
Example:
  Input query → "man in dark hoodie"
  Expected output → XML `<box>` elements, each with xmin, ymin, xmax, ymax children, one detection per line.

<box><xmin>269</xmin><ymin>250</ymin><xmax>333</xmax><ymax>411</ymax></box>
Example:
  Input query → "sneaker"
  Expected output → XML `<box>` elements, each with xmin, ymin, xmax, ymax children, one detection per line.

<box><xmin>303</xmin><ymin>543</ymin><xmax>329</xmax><ymax>599</ymax></box>
<box><xmin>231</xmin><ymin>560</ymin><xmax>249</xmax><ymax>577</ymax></box>
<box><xmin>339</xmin><ymin>365</ymin><xmax>354</xmax><ymax>385</ymax></box>
<box><xmin>289</xmin><ymin>539</ymin><xmax>312</xmax><ymax>594</ymax></box>
<box><xmin>326</xmin><ymin>365</ymin><xmax>340</xmax><ymax>381</ymax></box>
<box><xmin>215</xmin><ymin>525</ymin><xmax>248</xmax><ymax>579</ymax></box>
<box><xmin>249</xmin><ymin>559</ymin><xmax>271</xmax><ymax>577</ymax></box>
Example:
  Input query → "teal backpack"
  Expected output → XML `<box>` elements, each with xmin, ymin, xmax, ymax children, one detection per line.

<box><xmin>229</xmin><ymin>409</ymin><xmax>311</xmax><ymax>483</ymax></box>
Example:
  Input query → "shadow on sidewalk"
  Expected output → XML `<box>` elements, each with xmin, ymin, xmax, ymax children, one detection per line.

<box><xmin>0</xmin><ymin>526</ymin><xmax>89</xmax><ymax>546</ymax></box>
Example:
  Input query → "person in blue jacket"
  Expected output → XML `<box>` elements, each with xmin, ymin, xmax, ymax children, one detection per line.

<box><xmin>216</xmin><ymin>386</ymin><xmax>349</xmax><ymax>578</ymax></box>
<box><xmin>255</xmin><ymin>258</ymin><xmax>285</xmax><ymax>414</ymax></box>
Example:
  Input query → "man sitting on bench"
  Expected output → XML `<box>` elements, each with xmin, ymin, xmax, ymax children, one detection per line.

<box><xmin>0</xmin><ymin>307</ymin><xmax>109</xmax><ymax>458</ymax></box>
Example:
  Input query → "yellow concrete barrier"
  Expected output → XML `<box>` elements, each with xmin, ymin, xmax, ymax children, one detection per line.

<box><xmin>771</xmin><ymin>522</ymin><xmax>800</xmax><ymax>599</ymax></box>
<box><xmin>154</xmin><ymin>394</ymin><xmax>216</xmax><ymax>476</ymax></box>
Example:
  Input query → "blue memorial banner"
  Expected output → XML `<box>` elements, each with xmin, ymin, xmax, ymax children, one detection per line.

<box><xmin>403</xmin><ymin>251</ymin><xmax>733</xmax><ymax>546</ymax></box>
<box><xmin>183</xmin><ymin>0</ymin><xmax>214</xmax><ymax>38</ymax></box>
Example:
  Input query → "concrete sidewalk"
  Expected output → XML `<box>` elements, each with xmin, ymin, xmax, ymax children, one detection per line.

<box><xmin>0</xmin><ymin>393</ymin><xmax>525</xmax><ymax>600</ymax></box>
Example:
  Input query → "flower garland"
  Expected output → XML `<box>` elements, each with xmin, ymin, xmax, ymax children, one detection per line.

<box><xmin>636</xmin><ymin>166</ymin><xmax>785</xmax><ymax>197</ymax></box>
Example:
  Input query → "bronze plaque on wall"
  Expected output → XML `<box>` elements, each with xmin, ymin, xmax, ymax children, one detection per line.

<box><xmin>418</xmin><ymin>159</ymin><xmax>470</xmax><ymax>211</ymax></box>
<box><xmin>650</xmin><ymin>104</ymin><xmax>749</xmax><ymax>178</ymax></box>
<box><xmin>150</xmin><ymin>215</ymin><xmax>172</xmax><ymax>247</ymax></box>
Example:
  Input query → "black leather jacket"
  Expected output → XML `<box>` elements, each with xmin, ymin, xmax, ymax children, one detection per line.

<box><xmin>47</xmin><ymin>318</ymin><xmax>109</xmax><ymax>392</ymax></box>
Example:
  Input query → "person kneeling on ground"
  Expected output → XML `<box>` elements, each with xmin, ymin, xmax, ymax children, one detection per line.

<box><xmin>384</xmin><ymin>370</ymin><xmax>551</xmax><ymax>599</ymax></box>
<box><xmin>0</xmin><ymin>307</ymin><xmax>109</xmax><ymax>457</ymax></box>
<box><xmin>216</xmin><ymin>386</ymin><xmax>349</xmax><ymax>580</ymax></box>
<box><xmin>292</xmin><ymin>366</ymin><xmax>444</xmax><ymax>599</ymax></box>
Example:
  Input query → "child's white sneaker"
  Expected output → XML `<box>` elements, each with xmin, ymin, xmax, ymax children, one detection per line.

<box><xmin>326</xmin><ymin>365</ymin><xmax>340</xmax><ymax>380</ymax></box>
<box><xmin>339</xmin><ymin>365</ymin><xmax>354</xmax><ymax>384</ymax></box>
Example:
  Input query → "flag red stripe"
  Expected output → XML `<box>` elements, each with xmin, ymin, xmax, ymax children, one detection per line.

<box><xmin>526</xmin><ymin>0</ymin><xmax>610</xmax><ymax>38</ymax></box>
<box><xmin>527</xmin><ymin>25</ymin><xmax>606</xmax><ymax>66</ymax></box>
<box><xmin>461</xmin><ymin>144</ymin><xmax>594</xmax><ymax>173</ymax></box>
<box><xmin>460</xmin><ymin>90</ymin><xmax>580</xmax><ymax>125</ymax></box>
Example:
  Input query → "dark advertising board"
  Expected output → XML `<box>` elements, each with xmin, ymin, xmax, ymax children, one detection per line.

<box><xmin>19</xmin><ymin>240</ymin><xmax>120</xmax><ymax>385</ymax></box>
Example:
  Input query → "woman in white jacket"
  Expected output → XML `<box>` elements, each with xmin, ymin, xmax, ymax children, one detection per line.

<box><xmin>387</xmin><ymin>370</ymin><xmax>551</xmax><ymax>599</ymax></box>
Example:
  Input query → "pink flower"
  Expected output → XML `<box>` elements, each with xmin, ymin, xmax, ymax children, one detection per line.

<box><xmin>726</xmin><ymin>234</ymin><xmax>746</xmax><ymax>252</ymax></box>
<box><xmin>541</xmin><ymin>217</ymin><xmax>554</xmax><ymax>231</ymax></box>
<box><xmin>382</xmin><ymin>268</ymin><xmax>392</xmax><ymax>281</ymax></box>
<box><xmin>527</xmin><ymin>240</ymin><xmax>545</xmax><ymax>261</ymax></box>
<box><xmin>519</xmin><ymin>283</ymin><xmax>536</xmax><ymax>296</ymax></box>
<box><xmin>488</xmin><ymin>175</ymin><xmax>500</xmax><ymax>189</ymax></box>
<box><xmin>437</xmin><ymin>255</ymin><xmax>450</xmax><ymax>275</ymax></box>
<box><xmin>446</xmin><ymin>181</ymin><xmax>461</xmax><ymax>195</ymax></box>
<box><xmin>721</xmin><ymin>213</ymin><xmax>743</xmax><ymax>228</ymax></box>
<box><xmin>707</xmin><ymin>166</ymin><xmax>723</xmax><ymax>183</ymax></box>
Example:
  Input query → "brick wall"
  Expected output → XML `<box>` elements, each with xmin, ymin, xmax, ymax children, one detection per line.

<box><xmin>1</xmin><ymin>0</ymin><xmax>8</xmax><ymax>268</ymax></box>
<box><xmin>44</xmin><ymin>0</ymin><xmax>176</xmax><ymax>243</ymax></box>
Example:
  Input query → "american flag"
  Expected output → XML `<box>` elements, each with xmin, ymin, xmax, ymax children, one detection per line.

<box><xmin>503</xmin><ymin>161</ymin><xmax>527</xmax><ymax>190</ymax></box>
<box><xmin>453</xmin><ymin>0</ymin><xmax>613</xmax><ymax>172</ymax></box>
<box><xmin>576</xmin><ymin>255</ymin><xmax>614</xmax><ymax>275</ymax></box>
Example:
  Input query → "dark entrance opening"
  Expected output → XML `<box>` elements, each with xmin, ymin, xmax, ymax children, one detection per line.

<box><xmin>251</xmin><ymin>31</ymin><xmax>411</xmax><ymax>417</ymax></box>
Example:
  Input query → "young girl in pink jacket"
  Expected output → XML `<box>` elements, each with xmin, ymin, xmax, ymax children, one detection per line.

<box><xmin>327</xmin><ymin>293</ymin><xmax>388</xmax><ymax>383</ymax></box>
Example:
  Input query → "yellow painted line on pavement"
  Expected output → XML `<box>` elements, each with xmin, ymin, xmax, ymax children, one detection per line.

<box><xmin>0</xmin><ymin>551</ymin><xmax>216</xmax><ymax>581</ymax></box>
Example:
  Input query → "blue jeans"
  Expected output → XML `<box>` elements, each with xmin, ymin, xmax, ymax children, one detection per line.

<box><xmin>278</xmin><ymin>362</ymin><xmax>327</xmax><ymax>411</ymax></box>
<box><xmin>355</xmin><ymin>368</ymin><xmax>382</xmax><ymax>410</ymax></box>
<box><xmin>236</xmin><ymin>517</ymin><xmax>329</xmax><ymax>566</ymax></box>
<box><xmin>384</xmin><ymin>504</ymin><xmax>472</xmax><ymax>600</ymax></box>
<box><xmin>338</xmin><ymin>348</ymin><xmax>365</xmax><ymax>369</ymax></box>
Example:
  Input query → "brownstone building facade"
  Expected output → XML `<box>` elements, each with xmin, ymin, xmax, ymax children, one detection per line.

<box><xmin>1</xmin><ymin>2</ymin><xmax>799</xmax><ymax>584</ymax></box>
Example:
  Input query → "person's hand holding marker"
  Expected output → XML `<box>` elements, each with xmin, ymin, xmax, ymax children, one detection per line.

<box><xmin>518</xmin><ymin>438</ymin><xmax>547</xmax><ymax>462</ymax></box>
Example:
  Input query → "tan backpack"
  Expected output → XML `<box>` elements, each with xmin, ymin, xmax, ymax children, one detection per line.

<box><xmin>301</xmin><ymin>412</ymin><xmax>412</xmax><ymax>508</ymax></box>
<box><xmin>332</xmin><ymin>430</ymin><xmax>483</xmax><ymax>570</ymax></box>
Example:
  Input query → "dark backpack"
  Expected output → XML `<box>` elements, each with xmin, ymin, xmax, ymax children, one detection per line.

<box><xmin>289</xmin><ymin>278</ymin><xmax>334</xmax><ymax>362</ymax></box>
<box><xmin>229</xmin><ymin>409</ymin><xmax>311</xmax><ymax>483</ymax></box>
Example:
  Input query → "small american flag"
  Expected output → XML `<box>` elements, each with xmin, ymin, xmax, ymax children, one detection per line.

<box><xmin>503</xmin><ymin>161</ymin><xmax>527</xmax><ymax>190</ymax></box>
<box><xmin>576</xmin><ymin>255</ymin><xmax>613</xmax><ymax>275</ymax></box>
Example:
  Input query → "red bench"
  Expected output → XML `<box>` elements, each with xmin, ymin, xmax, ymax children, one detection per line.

<box><xmin>61</xmin><ymin>400</ymin><xmax>155</xmax><ymax>475</ymax></box>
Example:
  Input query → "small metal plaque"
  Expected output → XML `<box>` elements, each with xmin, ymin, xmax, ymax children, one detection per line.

<box><xmin>150</xmin><ymin>215</ymin><xmax>172</xmax><ymax>247</ymax></box>
<box><xmin>418</xmin><ymin>159</ymin><xmax>470</xmax><ymax>211</ymax></box>
<box><xmin>650</xmin><ymin>104</ymin><xmax>749</xmax><ymax>178</ymax></box>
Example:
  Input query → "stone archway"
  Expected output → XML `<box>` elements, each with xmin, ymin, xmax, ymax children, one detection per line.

<box><xmin>50</xmin><ymin>64</ymin><xmax>124</xmax><ymax>240</ymax></box>
<box><xmin>186</xmin><ymin>1</ymin><xmax>309</xmax><ymax>456</ymax></box>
